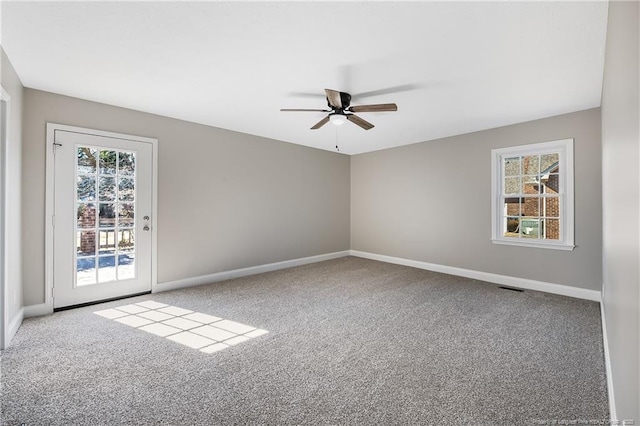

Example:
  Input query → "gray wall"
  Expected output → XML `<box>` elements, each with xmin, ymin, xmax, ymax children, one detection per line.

<box><xmin>351</xmin><ymin>108</ymin><xmax>602</xmax><ymax>291</ymax></box>
<box><xmin>601</xmin><ymin>0</ymin><xmax>640</xmax><ymax>421</ymax></box>
<box><xmin>1</xmin><ymin>46</ymin><xmax>24</xmax><ymax>340</ymax></box>
<box><xmin>22</xmin><ymin>89</ymin><xmax>350</xmax><ymax>306</ymax></box>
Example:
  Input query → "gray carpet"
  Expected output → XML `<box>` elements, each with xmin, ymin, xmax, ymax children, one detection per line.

<box><xmin>1</xmin><ymin>257</ymin><xmax>608</xmax><ymax>425</ymax></box>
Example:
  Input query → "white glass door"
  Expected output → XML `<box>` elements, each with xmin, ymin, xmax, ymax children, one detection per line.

<box><xmin>53</xmin><ymin>129</ymin><xmax>153</xmax><ymax>308</ymax></box>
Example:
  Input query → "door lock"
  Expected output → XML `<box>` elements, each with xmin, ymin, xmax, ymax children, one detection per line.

<box><xmin>143</xmin><ymin>216</ymin><xmax>150</xmax><ymax>231</ymax></box>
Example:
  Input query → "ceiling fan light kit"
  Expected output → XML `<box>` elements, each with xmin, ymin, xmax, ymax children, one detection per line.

<box><xmin>329</xmin><ymin>114</ymin><xmax>347</xmax><ymax>126</ymax></box>
<box><xmin>281</xmin><ymin>88</ymin><xmax>398</xmax><ymax>130</ymax></box>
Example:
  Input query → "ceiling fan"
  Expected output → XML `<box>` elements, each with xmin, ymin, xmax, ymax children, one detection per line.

<box><xmin>281</xmin><ymin>88</ymin><xmax>398</xmax><ymax>130</ymax></box>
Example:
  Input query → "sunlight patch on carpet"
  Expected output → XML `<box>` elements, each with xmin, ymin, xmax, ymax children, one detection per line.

<box><xmin>94</xmin><ymin>301</ymin><xmax>268</xmax><ymax>353</ymax></box>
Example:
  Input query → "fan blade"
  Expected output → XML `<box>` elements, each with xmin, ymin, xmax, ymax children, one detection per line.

<box><xmin>325</xmin><ymin>89</ymin><xmax>343</xmax><ymax>108</ymax></box>
<box><xmin>347</xmin><ymin>114</ymin><xmax>374</xmax><ymax>130</ymax></box>
<box><xmin>281</xmin><ymin>108</ymin><xmax>330</xmax><ymax>112</ymax></box>
<box><xmin>349</xmin><ymin>103</ymin><xmax>398</xmax><ymax>113</ymax></box>
<box><xmin>311</xmin><ymin>116</ymin><xmax>330</xmax><ymax>130</ymax></box>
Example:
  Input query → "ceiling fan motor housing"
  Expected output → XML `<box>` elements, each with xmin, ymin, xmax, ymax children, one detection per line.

<box><xmin>327</xmin><ymin>92</ymin><xmax>352</xmax><ymax>111</ymax></box>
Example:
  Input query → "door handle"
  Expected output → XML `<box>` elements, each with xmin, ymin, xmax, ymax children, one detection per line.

<box><xmin>143</xmin><ymin>215</ymin><xmax>150</xmax><ymax>231</ymax></box>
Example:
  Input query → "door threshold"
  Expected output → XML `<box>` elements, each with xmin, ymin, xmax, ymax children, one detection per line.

<box><xmin>54</xmin><ymin>291</ymin><xmax>152</xmax><ymax>312</ymax></box>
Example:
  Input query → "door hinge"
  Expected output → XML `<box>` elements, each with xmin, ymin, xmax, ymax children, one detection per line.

<box><xmin>53</xmin><ymin>141</ymin><xmax>62</xmax><ymax>154</ymax></box>
<box><xmin>51</xmin><ymin>287</ymin><xmax>55</xmax><ymax>298</ymax></box>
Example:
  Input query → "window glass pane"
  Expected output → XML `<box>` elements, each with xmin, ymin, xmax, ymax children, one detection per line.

<box><xmin>99</xmin><ymin>230</ymin><xmax>116</xmax><ymax>255</ymax></box>
<box><xmin>99</xmin><ymin>203</ymin><xmax>116</xmax><ymax>228</ymax></box>
<box><xmin>543</xmin><ymin>174</ymin><xmax>560</xmax><ymax>193</ymax></box>
<box><xmin>119</xmin><ymin>177</ymin><xmax>135</xmax><ymax>201</ymax></box>
<box><xmin>77</xmin><ymin>176</ymin><xmax>96</xmax><ymax>202</ymax></box>
<box><xmin>520</xmin><ymin>219</ymin><xmax>540</xmax><ymax>238</ymax></box>
<box><xmin>504</xmin><ymin>157</ymin><xmax>521</xmax><ymax>176</ymax></box>
<box><xmin>118</xmin><ymin>203</ymin><xmax>135</xmax><ymax>227</ymax></box>
<box><xmin>540</xmin><ymin>153</ymin><xmax>559</xmax><ymax>172</ymax></box>
<box><xmin>543</xmin><ymin>219</ymin><xmax>560</xmax><ymax>240</ymax></box>
<box><xmin>98</xmin><ymin>256</ymin><xmax>116</xmax><ymax>283</ymax></box>
<box><xmin>118</xmin><ymin>254</ymin><xmax>135</xmax><ymax>280</ymax></box>
<box><xmin>118</xmin><ymin>229</ymin><xmax>135</xmax><ymax>252</ymax></box>
<box><xmin>522</xmin><ymin>155</ymin><xmax>540</xmax><ymax>175</ymax></box>
<box><xmin>504</xmin><ymin>217</ymin><xmax>520</xmax><ymax>237</ymax></box>
<box><xmin>544</xmin><ymin>197</ymin><xmax>560</xmax><ymax>218</ymax></box>
<box><xmin>76</xmin><ymin>231</ymin><xmax>96</xmax><ymax>256</ymax></box>
<box><xmin>522</xmin><ymin>197</ymin><xmax>540</xmax><ymax>217</ymax></box>
<box><xmin>99</xmin><ymin>176</ymin><xmax>116</xmax><ymax>201</ymax></box>
<box><xmin>503</xmin><ymin>198</ymin><xmax>521</xmax><ymax>217</ymax></box>
<box><xmin>77</xmin><ymin>147</ymin><xmax>97</xmax><ymax>174</ymax></box>
<box><xmin>77</xmin><ymin>257</ymin><xmax>96</xmax><ymax>286</ymax></box>
<box><xmin>523</xmin><ymin>176</ymin><xmax>541</xmax><ymax>194</ymax></box>
<box><xmin>77</xmin><ymin>203</ymin><xmax>96</xmax><ymax>229</ymax></box>
<box><xmin>504</xmin><ymin>177</ymin><xmax>521</xmax><ymax>195</ymax></box>
<box><xmin>100</xmin><ymin>150</ymin><xmax>117</xmax><ymax>175</ymax></box>
<box><xmin>119</xmin><ymin>152</ymin><xmax>135</xmax><ymax>176</ymax></box>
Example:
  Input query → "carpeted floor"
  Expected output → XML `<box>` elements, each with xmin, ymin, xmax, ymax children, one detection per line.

<box><xmin>1</xmin><ymin>257</ymin><xmax>608</xmax><ymax>425</ymax></box>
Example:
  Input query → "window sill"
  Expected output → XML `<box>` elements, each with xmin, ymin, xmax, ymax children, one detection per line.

<box><xmin>491</xmin><ymin>239</ymin><xmax>575</xmax><ymax>251</ymax></box>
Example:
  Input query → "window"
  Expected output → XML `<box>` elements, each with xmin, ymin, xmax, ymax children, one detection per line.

<box><xmin>491</xmin><ymin>139</ymin><xmax>574</xmax><ymax>250</ymax></box>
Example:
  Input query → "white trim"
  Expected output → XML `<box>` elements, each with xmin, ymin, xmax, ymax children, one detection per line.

<box><xmin>24</xmin><ymin>303</ymin><xmax>53</xmax><ymax>318</ymax></box>
<box><xmin>490</xmin><ymin>238</ymin><xmax>575</xmax><ymax>251</ymax></box>
<box><xmin>0</xmin><ymin>86</ymin><xmax>9</xmax><ymax>349</ymax></box>
<box><xmin>350</xmin><ymin>250</ymin><xmax>601</xmax><ymax>301</ymax></box>
<box><xmin>45</xmin><ymin>123</ymin><xmax>158</xmax><ymax>311</ymax></box>
<box><xmin>6</xmin><ymin>307</ymin><xmax>23</xmax><ymax>347</ymax></box>
<box><xmin>599</xmin><ymin>298</ymin><xmax>617</xmax><ymax>423</ymax></box>
<box><xmin>44</xmin><ymin>125</ymin><xmax>56</xmax><ymax>314</ymax></box>
<box><xmin>491</xmin><ymin>138</ymin><xmax>575</xmax><ymax>251</ymax></box>
<box><xmin>156</xmin><ymin>251</ymin><xmax>351</xmax><ymax>293</ymax></box>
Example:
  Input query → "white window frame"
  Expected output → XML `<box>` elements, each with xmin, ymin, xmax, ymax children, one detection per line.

<box><xmin>491</xmin><ymin>138</ymin><xmax>575</xmax><ymax>251</ymax></box>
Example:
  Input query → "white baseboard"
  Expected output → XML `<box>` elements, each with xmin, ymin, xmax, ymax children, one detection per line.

<box><xmin>349</xmin><ymin>250</ymin><xmax>601</xmax><ymax>302</ymax></box>
<box><xmin>155</xmin><ymin>250</ymin><xmax>351</xmax><ymax>293</ymax></box>
<box><xmin>4</xmin><ymin>307</ymin><xmax>24</xmax><ymax>348</ymax></box>
<box><xmin>24</xmin><ymin>303</ymin><xmax>53</xmax><ymax>318</ymax></box>
<box><xmin>600</xmin><ymin>299</ymin><xmax>617</xmax><ymax>423</ymax></box>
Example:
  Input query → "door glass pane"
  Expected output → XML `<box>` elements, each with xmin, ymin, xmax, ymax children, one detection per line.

<box><xmin>99</xmin><ymin>176</ymin><xmax>116</xmax><ymax>201</ymax></box>
<box><xmin>119</xmin><ymin>177</ymin><xmax>135</xmax><ymax>201</ymax></box>
<box><xmin>77</xmin><ymin>257</ymin><xmax>96</xmax><ymax>286</ymax></box>
<box><xmin>99</xmin><ymin>203</ymin><xmax>116</xmax><ymax>228</ymax></box>
<box><xmin>98</xmin><ymin>256</ymin><xmax>116</xmax><ymax>283</ymax></box>
<box><xmin>77</xmin><ymin>147</ymin><xmax>97</xmax><ymax>174</ymax></box>
<box><xmin>118</xmin><ymin>203</ymin><xmax>135</xmax><ymax>227</ymax></box>
<box><xmin>118</xmin><ymin>254</ymin><xmax>135</xmax><ymax>280</ymax></box>
<box><xmin>77</xmin><ymin>203</ymin><xmax>96</xmax><ymax>229</ymax></box>
<box><xmin>118</xmin><ymin>229</ymin><xmax>135</xmax><ymax>252</ymax></box>
<box><xmin>77</xmin><ymin>176</ymin><xmax>96</xmax><ymax>201</ymax></box>
<box><xmin>100</xmin><ymin>150</ymin><xmax>117</xmax><ymax>175</ymax></box>
<box><xmin>99</xmin><ymin>230</ymin><xmax>116</xmax><ymax>255</ymax></box>
<box><xmin>76</xmin><ymin>231</ymin><xmax>96</xmax><ymax>256</ymax></box>
<box><xmin>119</xmin><ymin>152</ymin><xmax>135</xmax><ymax>176</ymax></box>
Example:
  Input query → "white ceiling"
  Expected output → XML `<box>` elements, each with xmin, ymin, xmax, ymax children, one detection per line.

<box><xmin>1</xmin><ymin>1</ymin><xmax>608</xmax><ymax>155</ymax></box>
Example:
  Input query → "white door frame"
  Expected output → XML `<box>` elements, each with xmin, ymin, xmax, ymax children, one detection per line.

<box><xmin>44</xmin><ymin>123</ymin><xmax>158</xmax><ymax>313</ymax></box>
